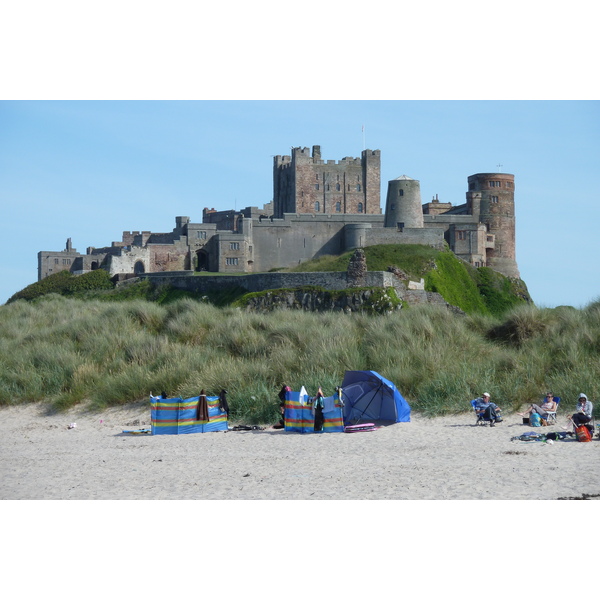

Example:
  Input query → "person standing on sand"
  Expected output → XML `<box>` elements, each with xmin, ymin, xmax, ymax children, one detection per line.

<box><xmin>313</xmin><ymin>386</ymin><xmax>325</xmax><ymax>432</ymax></box>
<box><xmin>218</xmin><ymin>389</ymin><xmax>229</xmax><ymax>416</ymax></box>
<box><xmin>473</xmin><ymin>392</ymin><xmax>502</xmax><ymax>426</ymax></box>
<box><xmin>276</xmin><ymin>384</ymin><xmax>291</xmax><ymax>428</ymax></box>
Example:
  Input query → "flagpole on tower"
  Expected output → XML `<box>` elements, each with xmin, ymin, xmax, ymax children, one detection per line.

<box><xmin>362</xmin><ymin>124</ymin><xmax>365</xmax><ymax>150</ymax></box>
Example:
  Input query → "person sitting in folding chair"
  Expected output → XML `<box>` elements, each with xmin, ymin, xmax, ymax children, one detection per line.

<box><xmin>472</xmin><ymin>392</ymin><xmax>502</xmax><ymax>427</ymax></box>
<box><xmin>567</xmin><ymin>393</ymin><xmax>593</xmax><ymax>432</ymax></box>
<box><xmin>517</xmin><ymin>392</ymin><xmax>557</xmax><ymax>425</ymax></box>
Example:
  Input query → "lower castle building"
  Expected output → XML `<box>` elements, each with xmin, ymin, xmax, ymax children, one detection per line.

<box><xmin>38</xmin><ymin>145</ymin><xmax>520</xmax><ymax>283</ymax></box>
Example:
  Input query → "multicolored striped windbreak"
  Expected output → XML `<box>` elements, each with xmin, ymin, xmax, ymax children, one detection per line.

<box><xmin>151</xmin><ymin>396</ymin><xmax>228</xmax><ymax>435</ymax></box>
<box><xmin>284</xmin><ymin>390</ymin><xmax>344</xmax><ymax>433</ymax></box>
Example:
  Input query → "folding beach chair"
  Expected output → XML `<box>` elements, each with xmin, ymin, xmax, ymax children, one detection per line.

<box><xmin>544</xmin><ymin>396</ymin><xmax>560</xmax><ymax>425</ymax></box>
<box><xmin>471</xmin><ymin>399</ymin><xmax>490</xmax><ymax>426</ymax></box>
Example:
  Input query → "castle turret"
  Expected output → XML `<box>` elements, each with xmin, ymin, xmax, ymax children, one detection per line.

<box><xmin>384</xmin><ymin>175</ymin><xmax>424</xmax><ymax>229</ymax></box>
<box><xmin>466</xmin><ymin>173</ymin><xmax>519</xmax><ymax>278</ymax></box>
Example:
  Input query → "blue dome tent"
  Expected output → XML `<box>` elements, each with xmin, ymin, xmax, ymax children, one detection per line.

<box><xmin>341</xmin><ymin>370</ymin><xmax>411</xmax><ymax>424</ymax></box>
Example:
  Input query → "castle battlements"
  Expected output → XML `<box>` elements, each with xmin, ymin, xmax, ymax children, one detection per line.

<box><xmin>37</xmin><ymin>144</ymin><xmax>520</xmax><ymax>283</ymax></box>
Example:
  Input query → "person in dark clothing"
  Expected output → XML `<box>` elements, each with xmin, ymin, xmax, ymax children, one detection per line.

<box><xmin>313</xmin><ymin>386</ymin><xmax>325</xmax><ymax>432</ymax></box>
<box><xmin>276</xmin><ymin>384</ymin><xmax>291</xmax><ymax>428</ymax></box>
<box><xmin>218</xmin><ymin>389</ymin><xmax>229</xmax><ymax>416</ymax></box>
<box><xmin>568</xmin><ymin>393</ymin><xmax>593</xmax><ymax>430</ymax></box>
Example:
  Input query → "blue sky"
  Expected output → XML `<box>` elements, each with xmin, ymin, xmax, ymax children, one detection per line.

<box><xmin>1</xmin><ymin>3</ymin><xmax>598</xmax><ymax>308</ymax></box>
<box><xmin>1</xmin><ymin>100</ymin><xmax>598</xmax><ymax>307</ymax></box>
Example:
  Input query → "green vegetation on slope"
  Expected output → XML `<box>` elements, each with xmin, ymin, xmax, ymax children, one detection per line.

<box><xmin>8</xmin><ymin>269</ymin><xmax>115</xmax><ymax>303</ymax></box>
<box><xmin>1</xmin><ymin>296</ymin><xmax>598</xmax><ymax>421</ymax></box>
<box><xmin>287</xmin><ymin>244</ymin><xmax>531</xmax><ymax>317</ymax></box>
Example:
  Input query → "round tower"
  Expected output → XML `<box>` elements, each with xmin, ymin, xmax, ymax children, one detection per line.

<box><xmin>466</xmin><ymin>173</ymin><xmax>519</xmax><ymax>278</ymax></box>
<box><xmin>344</xmin><ymin>223</ymin><xmax>371</xmax><ymax>251</ymax></box>
<box><xmin>384</xmin><ymin>175</ymin><xmax>424</xmax><ymax>228</ymax></box>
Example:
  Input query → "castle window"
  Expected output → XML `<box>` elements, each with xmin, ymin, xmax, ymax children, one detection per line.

<box><xmin>356</xmin><ymin>184</ymin><xmax>361</xmax><ymax>191</ymax></box>
<box><xmin>54</xmin><ymin>258</ymin><xmax>59</xmax><ymax>264</ymax></box>
<box><xmin>316</xmin><ymin>174</ymin><xmax>319</xmax><ymax>180</ymax></box>
<box><xmin>457</xmin><ymin>231</ymin><xmax>467</xmax><ymax>240</ymax></box>
<box><xmin>230</xmin><ymin>242</ymin><xmax>240</xmax><ymax>250</ymax></box>
<box><xmin>489</xmin><ymin>181</ymin><xmax>501</xmax><ymax>188</ymax></box>
<box><xmin>335</xmin><ymin>202</ymin><xmax>341</xmax><ymax>212</ymax></box>
<box><xmin>399</xmin><ymin>189</ymin><xmax>404</xmax><ymax>197</ymax></box>
<box><xmin>336</xmin><ymin>183</ymin><xmax>341</xmax><ymax>191</ymax></box>
<box><xmin>326</xmin><ymin>184</ymin><xmax>330</xmax><ymax>191</ymax></box>
<box><xmin>315</xmin><ymin>201</ymin><xmax>320</xmax><ymax>212</ymax></box>
<box><xmin>491</xmin><ymin>196</ymin><xmax>499</xmax><ymax>203</ymax></box>
<box><xmin>197</xmin><ymin>231</ymin><xmax>207</xmax><ymax>239</ymax></box>
<box><xmin>506</xmin><ymin>181</ymin><xmax>512</xmax><ymax>188</ymax></box>
<box><xmin>315</xmin><ymin>184</ymin><xmax>319</xmax><ymax>190</ymax></box>
<box><xmin>390</xmin><ymin>204</ymin><xmax>395</xmax><ymax>211</ymax></box>
<box><xmin>357</xmin><ymin>202</ymin><xmax>364</xmax><ymax>213</ymax></box>
<box><xmin>226</xmin><ymin>258</ymin><xmax>239</xmax><ymax>266</ymax></box>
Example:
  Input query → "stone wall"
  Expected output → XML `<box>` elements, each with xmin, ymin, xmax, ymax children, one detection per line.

<box><xmin>137</xmin><ymin>270</ymin><xmax>454</xmax><ymax>310</ymax></box>
<box><xmin>141</xmin><ymin>270</ymin><xmax>393</xmax><ymax>293</ymax></box>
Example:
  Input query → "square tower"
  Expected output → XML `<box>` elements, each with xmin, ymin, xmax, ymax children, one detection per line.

<box><xmin>273</xmin><ymin>145</ymin><xmax>381</xmax><ymax>218</ymax></box>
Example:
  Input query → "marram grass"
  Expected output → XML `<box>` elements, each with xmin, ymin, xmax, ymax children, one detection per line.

<box><xmin>0</xmin><ymin>297</ymin><xmax>599</xmax><ymax>423</ymax></box>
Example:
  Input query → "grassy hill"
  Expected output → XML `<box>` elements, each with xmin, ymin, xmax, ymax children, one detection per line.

<box><xmin>284</xmin><ymin>244</ymin><xmax>531</xmax><ymax>317</ymax></box>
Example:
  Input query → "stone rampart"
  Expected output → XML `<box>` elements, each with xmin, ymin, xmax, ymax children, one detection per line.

<box><xmin>141</xmin><ymin>270</ymin><xmax>394</xmax><ymax>293</ymax></box>
<box><xmin>136</xmin><ymin>270</ymin><xmax>453</xmax><ymax>310</ymax></box>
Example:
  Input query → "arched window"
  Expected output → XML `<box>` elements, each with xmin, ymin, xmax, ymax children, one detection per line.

<box><xmin>336</xmin><ymin>183</ymin><xmax>340</xmax><ymax>191</ymax></box>
<box><xmin>335</xmin><ymin>202</ymin><xmax>341</xmax><ymax>212</ymax></box>
<box><xmin>357</xmin><ymin>202</ymin><xmax>363</xmax><ymax>213</ymax></box>
<box><xmin>315</xmin><ymin>201</ymin><xmax>320</xmax><ymax>212</ymax></box>
<box><xmin>399</xmin><ymin>189</ymin><xmax>404</xmax><ymax>196</ymax></box>
<box><xmin>356</xmin><ymin>184</ymin><xmax>361</xmax><ymax>191</ymax></box>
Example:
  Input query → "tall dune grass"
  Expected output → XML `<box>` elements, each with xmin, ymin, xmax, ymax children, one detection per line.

<box><xmin>1</xmin><ymin>296</ymin><xmax>599</xmax><ymax>422</ymax></box>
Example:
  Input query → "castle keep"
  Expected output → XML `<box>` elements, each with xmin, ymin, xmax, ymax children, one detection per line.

<box><xmin>38</xmin><ymin>145</ymin><xmax>520</xmax><ymax>283</ymax></box>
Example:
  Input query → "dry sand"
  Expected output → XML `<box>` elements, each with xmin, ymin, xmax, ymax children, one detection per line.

<box><xmin>1</xmin><ymin>402</ymin><xmax>599</xmax><ymax>500</ymax></box>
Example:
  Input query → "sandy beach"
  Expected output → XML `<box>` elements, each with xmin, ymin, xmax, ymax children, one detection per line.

<box><xmin>1</xmin><ymin>402</ymin><xmax>599</xmax><ymax>500</ymax></box>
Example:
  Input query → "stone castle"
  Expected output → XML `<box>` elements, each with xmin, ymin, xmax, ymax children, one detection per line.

<box><xmin>38</xmin><ymin>144</ymin><xmax>519</xmax><ymax>283</ymax></box>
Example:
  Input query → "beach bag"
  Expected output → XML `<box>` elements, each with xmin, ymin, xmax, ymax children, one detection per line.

<box><xmin>529</xmin><ymin>413</ymin><xmax>541</xmax><ymax>427</ymax></box>
<box><xmin>575</xmin><ymin>425</ymin><xmax>592</xmax><ymax>443</ymax></box>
